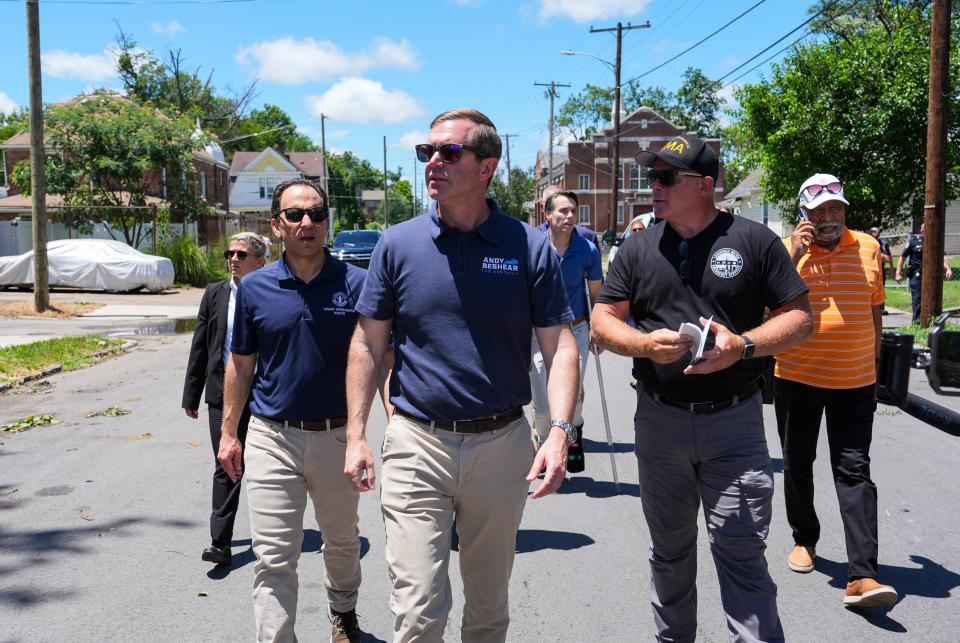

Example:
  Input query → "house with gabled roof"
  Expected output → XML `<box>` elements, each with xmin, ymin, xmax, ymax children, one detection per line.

<box><xmin>228</xmin><ymin>147</ymin><xmax>325</xmax><ymax>214</ymax></box>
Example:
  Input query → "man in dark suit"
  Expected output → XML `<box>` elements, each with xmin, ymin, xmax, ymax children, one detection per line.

<box><xmin>182</xmin><ymin>232</ymin><xmax>266</xmax><ymax>566</ymax></box>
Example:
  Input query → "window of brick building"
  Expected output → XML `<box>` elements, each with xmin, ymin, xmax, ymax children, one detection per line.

<box><xmin>578</xmin><ymin>205</ymin><xmax>590</xmax><ymax>225</ymax></box>
<box><xmin>579</xmin><ymin>174</ymin><xmax>590</xmax><ymax>190</ymax></box>
<box><xmin>617</xmin><ymin>203</ymin><xmax>624</xmax><ymax>224</ymax></box>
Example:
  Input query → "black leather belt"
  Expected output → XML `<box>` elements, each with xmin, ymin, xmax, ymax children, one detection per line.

<box><xmin>255</xmin><ymin>415</ymin><xmax>347</xmax><ymax>431</ymax></box>
<box><xmin>647</xmin><ymin>378</ymin><xmax>765</xmax><ymax>415</ymax></box>
<box><xmin>395</xmin><ymin>406</ymin><xmax>523</xmax><ymax>434</ymax></box>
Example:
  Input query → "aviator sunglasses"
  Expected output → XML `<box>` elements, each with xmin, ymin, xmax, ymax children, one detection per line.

<box><xmin>276</xmin><ymin>206</ymin><xmax>329</xmax><ymax>223</ymax></box>
<box><xmin>415</xmin><ymin>143</ymin><xmax>488</xmax><ymax>163</ymax></box>
<box><xmin>223</xmin><ymin>249</ymin><xmax>249</xmax><ymax>260</ymax></box>
<box><xmin>647</xmin><ymin>169</ymin><xmax>703</xmax><ymax>187</ymax></box>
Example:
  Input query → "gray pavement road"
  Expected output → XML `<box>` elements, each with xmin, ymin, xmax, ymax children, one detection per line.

<box><xmin>2</xmin><ymin>320</ymin><xmax>960</xmax><ymax>641</ymax></box>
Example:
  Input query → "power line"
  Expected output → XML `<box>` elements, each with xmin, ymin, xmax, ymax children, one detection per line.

<box><xmin>0</xmin><ymin>0</ymin><xmax>257</xmax><ymax>4</ymax></box>
<box><xmin>716</xmin><ymin>0</ymin><xmax>842</xmax><ymax>84</ymax></box>
<box><xmin>721</xmin><ymin>30</ymin><xmax>813</xmax><ymax>88</ymax></box>
<box><xmin>623</xmin><ymin>0</ymin><xmax>770</xmax><ymax>83</ymax></box>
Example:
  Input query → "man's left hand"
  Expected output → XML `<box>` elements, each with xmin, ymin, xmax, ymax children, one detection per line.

<box><xmin>683</xmin><ymin>317</ymin><xmax>744</xmax><ymax>375</ymax></box>
<box><xmin>526</xmin><ymin>427</ymin><xmax>568</xmax><ymax>499</ymax></box>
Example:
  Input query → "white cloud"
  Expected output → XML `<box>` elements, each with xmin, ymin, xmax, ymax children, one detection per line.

<box><xmin>397</xmin><ymin>130</ymin><xmax>428</xmax><ymax>148</ymax></box>
<box><xmin>539</xmin><ymin>0</ymin><xmax>651</xmax><ymax>23</ymax></box>
<box><xmin>307</xmin><ymin>77</ymin><xmax>424</xmax><ymax>125</ymax></box>
<box><xmin>721</xmin><ymin>56</ymin><xmax>740</xmax><ymax>71</ymax></box>
<box><xmin>151</xmin><ymin>20</ymin><xmax>184</xmax><ymax>38</ymax></box>
<box><xmin>0</xmin><ymin>91</ymin><xmax>19</xmax><ymax>115</ymax></box>
<box><xmin>237</xmin><ymin>37</ymin><xmax>420</xmax><ymax>85</ymax></box>
<box><xmin>328</xmin><ymin>129</ymin><xmax>352</xmax><ymax>139</ymax></box>
<box><xmin>42</xmin><ymin>46</ymin><xmax>117</xmax><ymax>82</ymax></box>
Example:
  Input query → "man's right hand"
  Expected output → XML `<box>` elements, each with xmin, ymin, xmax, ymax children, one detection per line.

<box><xmin>895</xmin><ymin>270</ymin><xmax>903</xmax><ymax>283</ymax></box>
<box><xmin>790</xmin><ymin>220</ymin><xmax>815</xmax><ymax>260</ymax></box>
<box><xmin>344</xmin><ymin>436</ymin><xmax>376</xmax><ymax>492</ymax></box>
<box><xmin>218</xmin><ymin>434</ymin><xmax>243</xmax><ymax>482</ymax></box>
<box><xmin>644</xmin><ymin>329</ymin><xmax>694</xmax><ymax>364</ymax></box>
<box><xmin>184</xmin><ymin>408</ymin><xmax>198</xmax><ymax>419</ymax></box>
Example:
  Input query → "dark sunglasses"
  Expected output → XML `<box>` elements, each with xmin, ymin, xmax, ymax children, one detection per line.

<box><xmin>224</xmin><ymin>249</ymin><xmax>249</xmax><ymax>260</ymax></box>
<box><xmin>415</xmin><ymin>143</ymin><xmax>487</xmax><ymax>163</ymax></box>
<box><xmin>648</xmin><ymin>169</ymin><xmax>703</xmax><ymax>187</ymax></box>
<box><xmin>276</xmin><ymin>206</ymin><xmax>328</xmax><ymax>223</ymax></box>
<box><xmin>802</xmin><ymin>182</ymin><xmax>843</xmax><ymax>200</ymax></box>
<box><xmin>679</xmin><ymin>239</ymin><xmax>690</xmax><ymax>282</ymax></box>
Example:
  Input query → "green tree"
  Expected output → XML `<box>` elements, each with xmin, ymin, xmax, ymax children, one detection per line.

<box><xmin>556</xmin><ymin>67</ymin><xmax>724</xmax><ymax>141</ymax></box>
<box><xmin>11</xmin><ymin>94</ymin><xmax>210</xmax><ymax>247</ymax></box>
<box><xmin>0</xmin><ymin>109</ymin><xmax>27</xmax><ymax>144</ymax></box>
<box><xmin>327</xmin><ymin>151</ymin><xmax>384</xmax><ymax>231</ymax></box>
<box><xmin>222</xmin><ymin>104</ymin><xmax>317</xmax><ymax>158</ymax></box>
<box><xmin>376</xmin><ymin>179</ymin><xmax>420</xmax><ymax>226</ymax></box>
<box><xmin>733</xmin><ymin>3</ymin><xmax>960</xmax><ymax>229</ymax></box>
<box><xmin>487</xmin><ymin>167</ymin><xmax>536</xmax><ymax>220</ymax></box>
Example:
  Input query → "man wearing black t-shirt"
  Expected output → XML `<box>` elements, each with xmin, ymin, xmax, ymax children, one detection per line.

<box><xmin>593</xmin><ymin>134</ymin><xmax>812</xmax><ymax>642</ymax></box>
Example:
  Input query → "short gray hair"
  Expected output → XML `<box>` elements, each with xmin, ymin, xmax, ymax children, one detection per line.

<box><xmin>230</xmin><ymin>231</ymin><xmax>266</xmax><ymax>257</ymax></box>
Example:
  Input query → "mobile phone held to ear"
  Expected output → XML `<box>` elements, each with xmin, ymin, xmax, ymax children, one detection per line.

<box><xmin>798</xmin><ymin>209</ymin><xmax>809</xmax><ymax>222</ymax></box>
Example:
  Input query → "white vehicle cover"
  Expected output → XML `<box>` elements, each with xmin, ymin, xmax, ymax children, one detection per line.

<box><xmin>0</xmin><ymin>239</ymin><xmax>175</xmax><ymax>292</ymax></box>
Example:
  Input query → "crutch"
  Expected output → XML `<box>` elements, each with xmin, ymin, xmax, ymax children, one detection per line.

<box><xmin>583</xmin><ymin>277</ymin><xmax>621</xmax><ymax>492</ymax></box>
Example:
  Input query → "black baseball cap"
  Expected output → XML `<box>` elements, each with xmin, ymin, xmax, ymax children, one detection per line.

<box><xmin>635</xmin><ymin>135</ymin><xmax>719</xmax><ymax>181</ymax></box>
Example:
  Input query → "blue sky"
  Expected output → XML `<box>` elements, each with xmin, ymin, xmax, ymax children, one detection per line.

<box><xmin>0</xmin><ymin>0</ymin><xmax>815</xmax><ymax>187</ymax></box>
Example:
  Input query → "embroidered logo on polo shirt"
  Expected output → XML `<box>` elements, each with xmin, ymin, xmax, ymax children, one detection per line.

<box><xmin>332</xmin><ymin>292</ymin><xmax>349</xmax><ymax>308</ymax></box>
<box><xmin>323</xmin><ymin>291</ymin><xmax>353</xmax><ymax>316</ymax></box>
<box><xmin>481</xmin><ymin>257</ymin><xmax>520</xmax><ymax>275</ymax></box>
<box><xmin>710</xmin><ymin>248</ymin><xmax>743</xmax><ymax>279</ymax></box>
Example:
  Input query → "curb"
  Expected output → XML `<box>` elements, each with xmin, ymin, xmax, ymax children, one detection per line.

<box><xmin>0</xmin><ymin>339</ymin><xmax>139</xmax><ymax>394</ymax></box>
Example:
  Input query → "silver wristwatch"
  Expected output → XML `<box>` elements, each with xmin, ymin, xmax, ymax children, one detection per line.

<box><xmin>550</xmin><ymin>419</ymin><xmax>578</xmax><ymax>445</ymax></box>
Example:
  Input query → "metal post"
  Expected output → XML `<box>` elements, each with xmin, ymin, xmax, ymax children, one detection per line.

<box><xmin>611</xmin><ymin>22</ymin><xmax>623</xmax><ymax>238</ymax></box>
<box><xmin>583</xmin><ymin>277</ymin><xmax>621</xmax><ymax>491</ymax></box>
<box><xmin>383</xmin><ymin>135</ymin><xmax>389</xmax><ymax>228</ymax></box>
<box><xmin>320</xmin><ymin>113</ymin><xmax>329</xmax><ymax>197</ymax></box>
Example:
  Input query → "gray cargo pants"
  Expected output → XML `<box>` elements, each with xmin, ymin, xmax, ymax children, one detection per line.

<box><xmin>634</xmin><ymin>388</ymin><xmax>784</xmax><ymax>643</ymax></box>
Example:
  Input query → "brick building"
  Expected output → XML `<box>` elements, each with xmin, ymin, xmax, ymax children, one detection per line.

<box><xmin>534</xmin><ymin>107</ymin><xmax>722</xmax><ymax>235</ymax></box>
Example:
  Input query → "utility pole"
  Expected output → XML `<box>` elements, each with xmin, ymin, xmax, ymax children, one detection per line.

<box><xmin>382</xmin><ymin>135</ymin><xmax>389</xmax><ymax>228</ymax></box>
<box><xmin>413</xmin><ymin>151</ymin><xmax>417</xmax><ymax>219</ymax></box>
<box><xmin>921</xmin><ymin>0</ymin><xmax>950</xmax><ymax>327</ymax></box>
<box><xmin>589</xmin><ymin>21</ymin><xmax>650</xmax><ymax>238</ymax></box>
<box><xmin>319</xmin><ymin>113</ymin><xmax>329</xmax><ymax>197</ymax></box>
<box><xmin>534</xmin><ymin>81</ymin><xmax>570</xmax><ymax>197</ymax></box>
<box><xmin>501</xmin><ymin>133</ymin><xmax>518</xmax><ymax>179</ymax></box>
<box><xmin>26</xmin><ymin>0</ymin><xmax>48</xmax><ymax>312</ymax></box>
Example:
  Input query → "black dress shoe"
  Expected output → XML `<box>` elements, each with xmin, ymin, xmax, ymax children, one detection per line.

<box><xmin>201</xmin><ymin>545</ymin><xmax>232</xmax><ymax>566</ymax></box>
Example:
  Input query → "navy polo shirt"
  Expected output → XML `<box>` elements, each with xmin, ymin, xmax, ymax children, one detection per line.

<box><xmin>537</xmin><ymin>222</ymin><xmax>598</xmax><ymax>248</ymax></box>
<box><xmin>357</xmin><ymin>200</ymin><xmax>573</xmax><ymax>420</ymax></box>
<box><xmin>231</xmin><ymin>251</ymin><xmax>366</xmax><ymax>420</ymax></box>
<box><xmin>552</xmin><ymin>233</ymin><xmax>602</xmax><ymax>319</ymax></box>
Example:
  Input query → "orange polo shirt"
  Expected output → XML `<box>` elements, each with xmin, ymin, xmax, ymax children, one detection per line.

<box><xmin>774</xmin><ymin>228</ymin><xmax>884</xmax><ymax>389</ymax></box>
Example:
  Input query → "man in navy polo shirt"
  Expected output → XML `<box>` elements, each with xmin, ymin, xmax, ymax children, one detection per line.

<box><xmin>218</xmin><ymin>178</ymin><xmax>367</xmax><ymax>643</ymax></box>
<box><xmin>530</xmin><ymin>189</ymin><xmax>602</xmax><ymax>473</ymax></box>
<box><xmin>592</xmin><ymin>134</ymin><xmax>812</xmax><ymax>642</ymax></box>
<box><xmin>536</xmin><ymin>184</ymin><xmax>599</xmax><ymax>247</ymax></box>
<box><xmin>343</xmin><ymin>108</ymin><xmax>580</xmax><ymax>642</ymax></box>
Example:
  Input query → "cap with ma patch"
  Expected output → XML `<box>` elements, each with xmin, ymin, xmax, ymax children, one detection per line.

<box><xmin>636</xmin><ymin>134</ymin><xmax>719</xmax><ymax>181</ymax></box>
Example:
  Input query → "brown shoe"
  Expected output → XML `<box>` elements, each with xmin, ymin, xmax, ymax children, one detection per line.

<box><xmin>787</xmin><ymin>545</ymin><xmax>815</xmax><ymax>573</ymax></box>
<box><xmin>844</xmin><ymin>578</ymin><xmax>898</xmax><ymax>608</ymax></box>
<box><xmin>330</xmin><ymin>608</ymin><xmax>362</xmax><ymax>643</ymax></box>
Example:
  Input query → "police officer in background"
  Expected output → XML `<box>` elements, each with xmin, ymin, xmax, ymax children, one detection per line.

<box><xmin>896</xmin><ymin>223</ymin><xmax>952</xmax><ymax>323</ymax></box>
<box><xmin>344</xmin><ymin>108</ymin><xmax>580</xmax><ymax>642</ymax></box>
<box><xmin>592</xmin><ymin>134</ymin><xmax>812</xmax><ymax>642</ymax></box>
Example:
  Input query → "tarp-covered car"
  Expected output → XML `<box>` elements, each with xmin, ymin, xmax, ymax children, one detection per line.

<box><xmin>0</xmin><ymin>239</ymin><xmax>175</xmax><ymax>292</ymax></box>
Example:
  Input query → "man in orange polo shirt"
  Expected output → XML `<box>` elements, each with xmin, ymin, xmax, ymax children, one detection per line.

<box><xmin>774</xmin><ymin>173</ymin><xmax>897</xmax><ymax>608</ymax></box>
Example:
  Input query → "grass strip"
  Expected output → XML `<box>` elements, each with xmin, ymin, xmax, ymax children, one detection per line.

<box><xmin>0</xmin><ymin>334</ymin><xmax>125</xmax><ymax>385</ymax></box>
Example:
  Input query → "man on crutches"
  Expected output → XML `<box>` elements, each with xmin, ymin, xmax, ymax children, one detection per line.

<box><xmin>529</xmin><ymin>190</ymin><xmax>602</xmax><ymax>473</ymax></box>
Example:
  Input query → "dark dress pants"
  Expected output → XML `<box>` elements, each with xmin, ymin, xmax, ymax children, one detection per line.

<box><xmin>206</xmin><ymin>402</ymin><xmax>250</xmax><ymax>547</ymax></box>
<box><xmin>773</xmin><ymin>378</ymin><xmax>879</xmax><ymax>580</ymax></box>
<box><xmin>910</xmin><ymin>275</ymin><xmax>921</xmax><ymax>323</ymax></box>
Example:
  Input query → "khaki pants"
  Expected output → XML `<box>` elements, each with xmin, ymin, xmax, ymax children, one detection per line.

<box><xmin>380</xmin><ymin>413</ymin><xmax>535</xmax><ymax>643</ymax></box>
<box><xmin>244</xmin><ymin>415</ymin><xmax>362</xmax><ymax>643</ymax></box>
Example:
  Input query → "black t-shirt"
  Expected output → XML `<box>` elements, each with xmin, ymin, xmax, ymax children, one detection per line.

<box><xmin>598</xmin><ymin>211</ymin><xmax>808</xmax><ymax>402</ymax></box>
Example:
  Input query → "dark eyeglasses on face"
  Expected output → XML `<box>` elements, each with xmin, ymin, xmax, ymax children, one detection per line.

<box><xmin>415</xmin><ymin>143</ymin><xmax>487</xmax><ymax>164</ymax></box>
<box><xmin>224</xmin><ymin>249</ymin><xmax>249</xmax><ymax>260</ymax></box>
<box><xmin>648</xmin><ymin>169</ymin><xmax>703</xmax><ymax>187</ymax></box>
<box><xmin>276</xmin><ymin>206</ymin><xmax>328</xmax><ymax>223</ymax></box>
<box><xmin>803</xmin><ymin>182</ymin><xmax>842</xmax><ymax>199</ymax></box>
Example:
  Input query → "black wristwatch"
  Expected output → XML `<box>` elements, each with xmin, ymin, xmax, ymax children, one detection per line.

<box><xmin>740</xmin><ymin>335</ymin><xmax>756</xmax><ymax>360</ymax></box>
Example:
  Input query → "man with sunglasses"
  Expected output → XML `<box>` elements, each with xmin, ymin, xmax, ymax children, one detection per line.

<box><xmin>183</xmin><ymin>232</ymin><xmax>266</xmax><ymax>568</ymax></box>
<box><xmin>775</xmin><ymin>173</ymin><xmax>898</xmax><ymax>609</ymax></box>
<box><xmin>896</xmin><ymin>223</ymin><xmax>952</xmax><ymax>323</ymax></box>
<box><xmin>344</xmin><ymin>108</ymin><xmax>580</xmax><ymax>642</ymax></box>
<box><xmin>218</xmin><ymin>178</ymin><xmax>368</xmax><ymax>642</ymax></box>
<box><xmin>592</xmin><ymin>134</ymin><xmax>812</xmax><ymax>642</ymax></box>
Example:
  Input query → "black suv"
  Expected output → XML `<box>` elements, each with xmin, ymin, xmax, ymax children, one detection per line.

<box><xmin>331</xmin><ymin>229</ymin><xmax>382</xmax><ymax>267</ymax></box>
